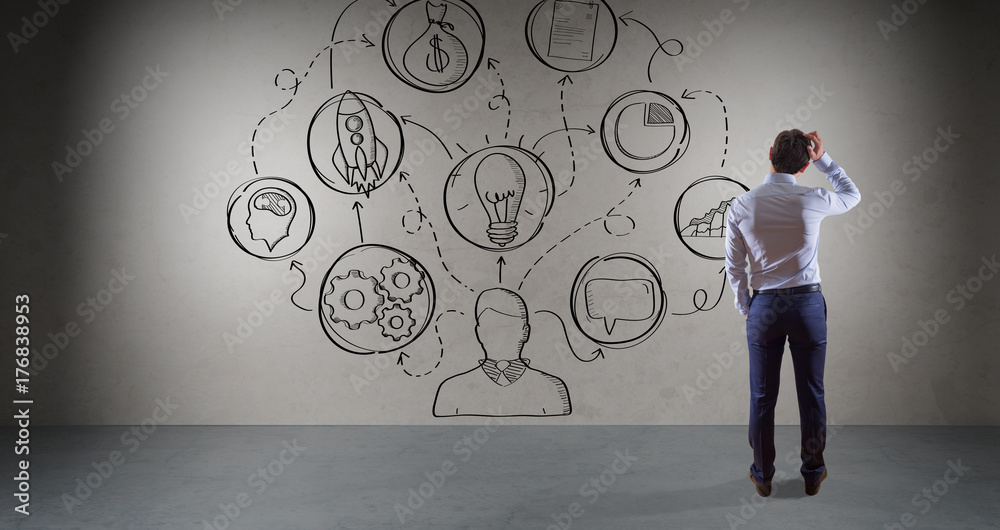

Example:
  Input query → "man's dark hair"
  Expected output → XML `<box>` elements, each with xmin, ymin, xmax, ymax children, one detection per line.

<box><xmin>771</xmin><ymin>129</ymin><xmax>810</xmax><ymax>174</ymax></box>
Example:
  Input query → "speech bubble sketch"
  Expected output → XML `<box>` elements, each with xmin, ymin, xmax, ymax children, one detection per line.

<box><xmin>571</xmin><ymin>253</ymin><xmax>666</xmax><ymax>349</ymax></box>
<box><xmin>585</xmin><ymin>278</ymin><xmax>655</xmax><ymax>335</ymax></box>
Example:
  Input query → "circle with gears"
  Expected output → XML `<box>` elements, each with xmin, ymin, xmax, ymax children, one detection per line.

<box><xmin>318</xmin><ymin>245</ymin><xmax>435</xmax><ymax>355</ymax></box>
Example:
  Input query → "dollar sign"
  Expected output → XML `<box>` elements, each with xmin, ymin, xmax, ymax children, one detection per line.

<box><xmin>426</xmin><ymin>33</ymin><xmax>450</xmax><ymax>73</ymax></box>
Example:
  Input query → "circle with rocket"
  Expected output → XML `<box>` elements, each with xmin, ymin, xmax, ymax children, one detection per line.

<box><xmin>307</xmin><ymin>91</ymin><xmax>403</xmax><ymax>196</ymax></box>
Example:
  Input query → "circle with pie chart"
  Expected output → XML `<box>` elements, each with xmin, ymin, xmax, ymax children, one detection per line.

<box><xmin>601</xmin><ymin>91</ymin><xmax>690</xmax><ymax>174</ymax></box>
<box><xmin>319</xmin><ymin>245</ymin><xmax>435</xmax><ymax>355</ymax></box>
<box><xmin>674</xmin><ymin>176</ymin><xmax>750</xmax><ymax>260</ymax></box>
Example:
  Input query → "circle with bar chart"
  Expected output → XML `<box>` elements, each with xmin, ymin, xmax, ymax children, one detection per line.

<box><xmin>674</xmin><ymin>176</ymin><xmax>750</xmax><ymax>260</ymax></box>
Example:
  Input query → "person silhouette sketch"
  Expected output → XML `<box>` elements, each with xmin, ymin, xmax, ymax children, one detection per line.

<box><xmin>433</xmin><ymin>288</ymin><xmax>571</xmax><ymax>417</ymax></box>
<box><xmin>246</xmin><ymin>188</ymin><xmax>296</xmax><ymax>251</ymax></box>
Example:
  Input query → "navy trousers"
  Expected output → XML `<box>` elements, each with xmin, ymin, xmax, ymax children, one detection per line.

<box><xmin>746</xmin><ymin>290</ymin><xmax>827</xmax><ymax>488</ymax></box>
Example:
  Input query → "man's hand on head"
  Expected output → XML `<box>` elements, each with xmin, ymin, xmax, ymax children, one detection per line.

<box><xmin>804</xmin><ymin>131</ymin><xmax>824</xmax><ymax>161</ymax></box>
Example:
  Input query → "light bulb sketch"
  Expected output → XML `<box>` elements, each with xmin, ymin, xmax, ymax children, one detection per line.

<box><xmin>445</xmin><ymin>146</ymin><xmax>554</xmax><ymax>253</ymax></box>
<box><xmin>474</xmin><ymin>153</ymin><xmax>526</xmax><ymax>248</ymax></box>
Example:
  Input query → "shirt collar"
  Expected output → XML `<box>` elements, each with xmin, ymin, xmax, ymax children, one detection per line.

<box><xmin>764</xmin><ymin>173</ymin><xmax>797</xmax><ymax>184</ymax></box>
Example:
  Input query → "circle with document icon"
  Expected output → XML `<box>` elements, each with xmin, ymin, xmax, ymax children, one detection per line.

<box><xmin>601</xmin><ymin>90</ymin><xmax>690</xmax><ymax>174</ymax></box>
<box><xmin>526</xmin><ymin>0</ymin><xmax>618</xmax><ymax>73</ymax></box>
<box><xmin>674</xmin><ymin>176</ymin><xmax>750</xmax><ymax>260</ymax></box>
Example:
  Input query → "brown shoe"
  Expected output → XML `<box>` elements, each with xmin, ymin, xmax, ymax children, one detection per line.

<box><xmin>805</xmin><ymin>469</ymin><xmax>828</xmax><ymax>496</ymax></box>
<box><xmin>749</xmin><ymin>473</ymin><xmax>771</xmax><ymax>497</ymax></box>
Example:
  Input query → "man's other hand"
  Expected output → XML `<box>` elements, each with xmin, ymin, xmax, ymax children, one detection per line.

<box><xmin>804</xmin><ymin>131</ymin><xmax>824</xmax><ymax>161</ymax></box>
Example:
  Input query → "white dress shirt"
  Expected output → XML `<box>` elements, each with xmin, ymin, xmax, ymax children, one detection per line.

<box><xmin>725</xmin><ymin>153</ymin><xmax>860</xmax><ymax>316</ymax></box>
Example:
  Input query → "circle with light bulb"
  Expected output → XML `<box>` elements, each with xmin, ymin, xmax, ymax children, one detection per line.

<box><xmin>444</xmin><ymin>146</ymin><xmax>555</xmax><ymax>252</ymax></box>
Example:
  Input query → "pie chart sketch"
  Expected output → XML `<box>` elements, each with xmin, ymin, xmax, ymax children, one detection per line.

<box><xmin>601</xmin><ymin>90</ymin><xmax>690</xmax><ymax>174</ymax></box>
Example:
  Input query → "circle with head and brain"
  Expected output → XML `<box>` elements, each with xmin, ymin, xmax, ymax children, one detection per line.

<box><xmin>319</xmin><ymin>245</ymin><xmax>435</xmax><ymax>355</ymax></box>
<box><xmin>444</xmin><ymin>146</ymin><xmax>555</xmax><ymax>252</ymax></box>
<box><xmin>227</xmin><ymin>177</ymin><xmax>315</xmax><ymax>260</ymax></box>
<box><xmin>570</xmin><ymin>253</ymin><xmax>666</xmax><ymax>349</ymax></box>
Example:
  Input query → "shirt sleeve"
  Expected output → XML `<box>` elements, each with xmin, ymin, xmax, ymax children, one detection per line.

<box><xmin>811</xmin><ymin>152</ymin><xmax>861</xmax><ymax>215</ymax></box>
<box><xmin>725</xmin><ymin>203</ymin><xmax>751</xmax><ymax>317</ymax></box>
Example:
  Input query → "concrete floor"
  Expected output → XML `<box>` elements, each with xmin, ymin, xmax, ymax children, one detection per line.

<box><xmin>0</xmin><ymin>426</ymin><xmax>997</xmax><ymax>529</ymax></box>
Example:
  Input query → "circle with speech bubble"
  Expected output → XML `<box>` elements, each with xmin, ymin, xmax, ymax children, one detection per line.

<box><xmin>570</xmin><ymin>253</ymin><xmax>666</xmax><ymax>349</ymax></box>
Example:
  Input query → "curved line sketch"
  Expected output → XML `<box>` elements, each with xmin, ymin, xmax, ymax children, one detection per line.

<box><xmin>400</xmin><ymin>309</ymin><xmax>463</xmax><ymax>378</ymax></box>
<box><xmin>445</xmin><ymin>145</ymin><xmax>555</xmax><ymax>252</ymax></box>
<box><xmin>318</xmin><ymin>245</ymin><xmax>435</xmax><ymax>355</ymax></box>
<box><xmin>526</xmin><ymin>0</ymin><xmax>618</xmax><ymax>73</ymax></box>
<box><xmin>617</xmin><ymin>11</ymin><xmax>684</xmax><ymax>83</ymax></box>
<box><xmin>672</xmin><ymin>267</ymin><xmax>727</xmax><ymax>316</ymax></box>
<box><xmin>289</xmin><ymin>260</ymin><xmax>313</xmax><ymax>312</ymax></box>
<box><xmin>603</xmin><ymin>214</ymin><xmax>635</xmax><ymax>237</ymax></box>
<box><xmin>383</xmin><ymin>0</ymin><xmax>486</xmax><ymax>93</ymax></box>
<box><xmin>600</xmin><ymin>90</ymin><xmax>690</xmax><ymax>174</ymax></box>
<box><xmin>227</xmin><ymin>177</ymin><xmax>315</xmax><ymax>261</ymax></box>
<box><xmin>570</xmin><ymin>253</ymin><xmax>666</xmax><ymax>349</ymax></box>
<box><xmin>674</xmin><ymin>176</ymin><xmax>750</xmax><ymax>260</ymax></box>
<box><xmin>308</xmin><ymin>92</ymin><xmax>404</xmax><ymax>197</ymax></box>
<box><xmin>535</xmin><ymin>310</ymin><xmax>603</xmax><ymax>362</ymax></box>
<box><xmin>433</xmin><ymin>288</ymin><xmax>571</xmax><ymax>417</ymax></box>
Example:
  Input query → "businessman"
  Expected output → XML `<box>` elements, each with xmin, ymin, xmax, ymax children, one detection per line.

<box><xmin>725</xmin><ymin>130</ymin><xmax>860</xmax><ymax>497</ymax></box>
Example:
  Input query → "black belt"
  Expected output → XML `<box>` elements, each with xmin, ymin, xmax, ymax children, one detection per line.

<box><xmin>754</xmin><ymin>284</ymin><xmax>821</xmax><ymax>296</ymax></box>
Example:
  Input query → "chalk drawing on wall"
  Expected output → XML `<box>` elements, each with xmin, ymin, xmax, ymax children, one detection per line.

<box><xmin>227</xmin><ymin>177</ymin><xmax>315</xmax><ymax>261</ymax></box>
<box><xmin>444</xmin><ymin>145</ymin><xmax>555</xmax><ymax>252</ymax></box>
<box><xmin>526</xmin><ymin>0</ymin><xmax>618</xmax><ymax>73</ymax></box>
<box><xmin>600</xmin><ymin>90</ymin><xmax>690</xmax><ymax>174</ymax></box>
<box><xmin>307</xmin><ymin>91</ymin><xmax>403</xmax><ymax>196</ymax></box>
<box><xmin>674</xmin><ymin>176</ymin><xmax>749</xmax><ymax>260</ymax></box>
<box><xmin>570</xmin><ymin>253</ymin><xmax>666</xmax><ymax>349</ymax></box>
<box><xmin>433</xmin><ymin>288</ymin><xmax>571</xmax><ymax>417</ymax></box>
<box><xmin>319</xmin><ymin>244</ymin><xmax>435</xmax><ymax>355</ymax></box>
<box><xmin>383</xmin><ymin>0</ymin><xmax>486</xmax><ymax>93</ymax></box>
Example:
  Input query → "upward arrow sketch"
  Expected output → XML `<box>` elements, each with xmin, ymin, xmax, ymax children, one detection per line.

<box><xmin>352</xmin><ymin>201</ymin><xmax>364</xmax><ymax>243</ymax></box>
